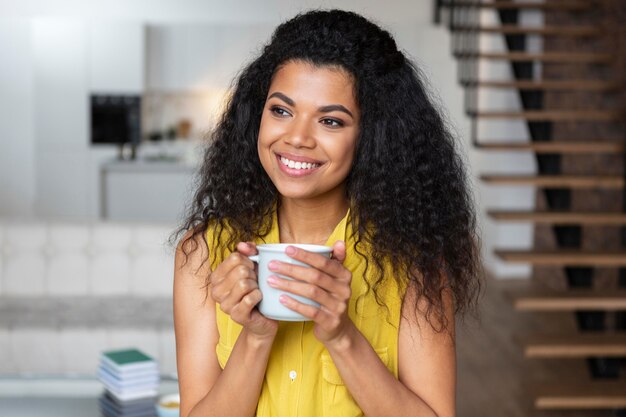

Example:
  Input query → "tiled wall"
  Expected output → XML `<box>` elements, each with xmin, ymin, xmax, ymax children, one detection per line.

<box><xmin>0</xmin><ymin>220</ymin><xmax>179</xmax><ymax>377</ymax></box>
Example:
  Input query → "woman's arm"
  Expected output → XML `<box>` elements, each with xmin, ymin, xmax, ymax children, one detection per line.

<box><xmin>174</xmin><ymin>235</ymin><xmax>277</xmax><ymax>417</ymax></box>
<box><xmin>326</xmin><ymin>286</ymin><xmax>456</xmax><ymax>417</ymax></box>
<box><xmin>267</xmin><ymin>242</ymin><xmax>456</xmax><ymax>417</ymax></box>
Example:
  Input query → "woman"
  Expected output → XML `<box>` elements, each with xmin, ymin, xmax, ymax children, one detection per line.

<box><xmin>173</xmin><ymin>9</ymin><xmax>481</xmax><ymax>417</ymax></box>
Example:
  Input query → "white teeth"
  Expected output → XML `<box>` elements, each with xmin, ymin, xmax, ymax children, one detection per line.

<box><xmin>280</xmin><ymin>156</ymin><xmax>320</xmax><ymax>170</ymax></box>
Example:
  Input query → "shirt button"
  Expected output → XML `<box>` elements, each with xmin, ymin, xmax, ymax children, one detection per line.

<box><xmin>289</xmin><ymin>370</ymin><xmax>297</xmax><ymax>381</ymax></box>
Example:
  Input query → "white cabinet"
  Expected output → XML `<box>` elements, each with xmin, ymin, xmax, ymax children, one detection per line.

<box><xmin>101</xmin><ymin>161</ymin><xmax>195</xmax><ymax>222</ymax></box>
<box><xmin>31</xmin><ymin>18</ymin><xmax>91</xmax><ymax>218</ymax></box>
<box><xmin>146</xmin><ymin>23</ymin><xmax>273</xmax><ymax>92</ymax></box>
<box><xmin>32</xmin><ymin>18</ymin><xmax>89</xmax><ymax>148</ymax></box>
<box><xmin>31</xmin><ymin>18</ymin><xmax>148</xmax><ymax>219</ymax></box>
<box><xmin>88</xmin><ymin>21</ymin><xmax>145</xmax><ymax>93</ymax></box>
<box><xmin>146</xmin><ymin>25</ymin><xmax>188</xmax><ymax>92</ymax></box>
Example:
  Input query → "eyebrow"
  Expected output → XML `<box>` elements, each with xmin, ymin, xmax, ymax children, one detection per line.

<box><xmin>267</xmin><ymin>92</ymin><xmax>354</xmax><ymax>119</ymax></box>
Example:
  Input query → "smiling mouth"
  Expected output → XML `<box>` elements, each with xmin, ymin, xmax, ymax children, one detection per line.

<box><xmin>277</xmin><ymin>155</ymin><xmax>322</xmax><ymax>171</ymax></box>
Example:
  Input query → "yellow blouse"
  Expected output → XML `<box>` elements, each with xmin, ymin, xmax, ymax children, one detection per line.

<box><xmin>207</xmin><ymin>209</ymin><xmax>404</xmax><ymax>417</ymax></box>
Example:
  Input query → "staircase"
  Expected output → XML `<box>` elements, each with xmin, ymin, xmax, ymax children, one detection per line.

<box><xmin>434</xmin><ymin>0</ymin><xmax>626</xmax><ymax>414</ymax></box>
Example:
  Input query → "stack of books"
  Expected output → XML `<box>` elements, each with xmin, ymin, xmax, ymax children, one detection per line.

<box><xmin>98</xmin><ymin>391</ymin><xmax>159</xmax><ymax>417</ymax></box>
<box><xmin>97</xmin><ymin>348</ymin><xmax>160</xmax><ymax>414</ymax></box>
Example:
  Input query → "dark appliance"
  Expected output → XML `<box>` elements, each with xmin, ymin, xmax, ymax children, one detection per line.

<box><xmin>90</xmin><ymin>94</ymin><xmax>141</xmax><ymax>159</ymax></box>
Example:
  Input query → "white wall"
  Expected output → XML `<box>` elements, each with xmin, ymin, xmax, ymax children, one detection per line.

<box><xmin>0</xmin><ymin>19</ymin><xmax>36</xmax><ymax>218</ymax></box>
<box><xmin>0</xmin><ymin>0</ymin><xmax>535</xmax><ymax>277</ymax></box>
<box><xmin>0</xmin><ymin>0</ymin><xmax>433</xmax><ymax>24</ymax></box>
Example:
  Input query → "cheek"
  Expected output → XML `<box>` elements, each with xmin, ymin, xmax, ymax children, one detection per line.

<box><xmin>257</xmin><ymin>117</ymin><xmax>275</xmax><ymax>157</ymax></box>
<box><xmin>336</xmin><ymin>133</ymin><xmax>358</xmax><ymax>163</ymax></box>
<box><xmin>258</xmin><ymin>115</ymin><xmax>282</xmax><ymax>148</ymax></box>
<box><xmin>257</xmin><ymin>115</ymin><xmax>269</xmax><ymax>145</ymax></box>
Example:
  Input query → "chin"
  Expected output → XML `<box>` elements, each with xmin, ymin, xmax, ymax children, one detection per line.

<box><xmin>274</xmin><ymin>186</ymin><xmax>317</xmax><ymax>200</ymax></box>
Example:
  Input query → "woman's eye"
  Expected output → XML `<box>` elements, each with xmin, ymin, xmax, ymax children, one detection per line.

<box><xmin>320</xmin><ymin>118</ymin><xmax>344</xmax><ymax>128</ymax></box>
<box><xmin>270</xmin><ymin>106</ymin><xmax>290</xmax><ymax>117</ymax></box>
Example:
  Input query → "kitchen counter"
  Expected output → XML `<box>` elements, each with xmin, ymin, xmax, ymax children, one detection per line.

<box><xmin>102</xmin><ymin>158</ymin><xmax>197</xmax><ymax>173</ymax></box>
<box><xmin>100</xmin><ymin>158</ymin><xmax>197</xmax><ymax>222</ymax></box>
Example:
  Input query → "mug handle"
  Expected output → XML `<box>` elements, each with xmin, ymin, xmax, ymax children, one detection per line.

<box><xmin>248</xmin><ymin>255</ymin><xmax>259</xmax><ymax>263</ymax></box>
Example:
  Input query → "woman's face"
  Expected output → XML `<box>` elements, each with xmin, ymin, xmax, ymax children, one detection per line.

<box><xmin>258</xmin><ymin>60</ymin><xmax>360</xmax><ymax>204</ymax></box>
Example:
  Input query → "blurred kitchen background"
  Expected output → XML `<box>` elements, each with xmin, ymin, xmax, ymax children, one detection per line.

<box><xmin>0</xmin><ymin>0</ymin><xmax>482</xmax><ymax>387</ymax></box>
<box><xmin>1</xmin><ymin>0</ymin><xmax>625</xmax><ymax>416</ymax></box>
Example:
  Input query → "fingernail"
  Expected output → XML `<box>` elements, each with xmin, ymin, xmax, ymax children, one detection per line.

<box><xmin>286</xmin><ymin>246</ymin><xmax>296</xmax><ymax>255</ymax></box>
<box><xmin>268</xmin><ymin>261</ymin><xmax>278</xmax><ymax>271</ymax></box>
<box><xmin>267</xmin><ymin>276</ymin><xmax>278</xmax><ymax>286</ymax></box>
<box><xmin>279</xmin><ymin>294</ymin><xmax>289</xmax><ymax>304</ymax></box>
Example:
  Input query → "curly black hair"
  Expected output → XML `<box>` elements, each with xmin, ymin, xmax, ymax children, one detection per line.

<box><xmin>174</xmin><ymin>9</ymin><xmax>482</xmax><ymax>332</ymax></box>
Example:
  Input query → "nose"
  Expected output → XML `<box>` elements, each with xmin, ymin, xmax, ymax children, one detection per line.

<box><xmin>283</xmin><ymin>117</ymin><xmax>315</xmax><ymax>148</ymax></box>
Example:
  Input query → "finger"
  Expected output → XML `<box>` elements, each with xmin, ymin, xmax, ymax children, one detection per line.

<box><xmin>278</xmin><ymin>294</ymin><xmax>340</xmax><ymax>326</ymax></box>
<box><xmin>212</xmin><ymin>264</ymin><xmax>255</xmax><ymax>306</ymax></box>
<box><xmin>331</xmin><ymin>240</ymin><xmax>347</xmax><ymax>263</ymax></box>
<box><xmin>267</xmin><ymin>274</ymin><xmax>343</xmax><ymax>309</ymax></box>
<box><xmin>219</xmin><ymin>251</ymin><xmax>255</xmax><ymax>277</ymax></box>
<box><xmin>218</xmin><ymin>277</ymin><xmax>258</xmax><ymax>313</ymax></box>
<box><xmin>231</xmin><ymin>277</ymin><xmax>259</xmax><ymax>300</ymax></box>
<box><xmin>236</xmin><ymin>241</ymin><xmax>258</xmax><ymax>256</ymax></box>
<box><xmin>284</xmin><ymin>246</ymin><xmax>347</xmax><ymax>279</ymax></box>
<box><xmin>230</xmin><ymin>288</ymin><xmax>263</xmax><ymax>323</ymax></box>
<box><xmin>210</xmin><ymin>282</ymin><xmax>230</xmax><ymax>305</ymax></box>
<box><xmin>268</xmin><ymin>261</ymin><xmax>336</xmax><ymax>292</ymax></box>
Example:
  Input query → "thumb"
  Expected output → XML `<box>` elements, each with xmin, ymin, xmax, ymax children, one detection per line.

<box><xmin>236</xmin><ymin>241</ymin><xmax>258</xmax><ymax>256</ymax></box>
<box><xmin>331</xmin><ymin>240</ymin><xmax>347</xmax><ymax>263</ymax></box>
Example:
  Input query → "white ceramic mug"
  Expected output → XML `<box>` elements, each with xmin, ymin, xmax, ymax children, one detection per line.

<box><xmin>249</xmin><ymin>243</ymin><xmax>332</xmax><ymax>321</ymax></box>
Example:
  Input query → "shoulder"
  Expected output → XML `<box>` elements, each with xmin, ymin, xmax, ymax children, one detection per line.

<box><xmin>175</xmin><ymin>227</ymin><xmax>212</xmax><ymax>279</ymax></box>
<box><xmin>176</xmin><ymin>219</ymin><xmax>233</xmax><ymax>272</ymax></box>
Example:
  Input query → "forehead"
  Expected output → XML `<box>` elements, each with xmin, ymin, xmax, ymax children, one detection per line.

<box><xmin>268</xmin><ymin>60</ymin><xmax>357</xmax><ymax>107</ymax></box>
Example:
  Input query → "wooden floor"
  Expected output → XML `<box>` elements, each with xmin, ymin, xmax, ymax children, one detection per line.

<box><xmin>456</xmin><ymin>275</ymin><xmax>617</xmax><ymax>417</ymax></box>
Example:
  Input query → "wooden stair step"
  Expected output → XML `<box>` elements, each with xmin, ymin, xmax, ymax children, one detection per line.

<box><xmin>480</xmin><ymin>175</ymin><xmax>624</xmax><ymax>188</ymax></box>
<box><xmin>476</xmin><ymin>141</ymin><xmax>624</xmax><ymax>153</ymax></box>
<box><xmin>521</xmin><ymin>333</ymin><xmax>626</xmax><ymax>358</ymax></box>
<box><xmin>463</xmin><ymin>80</ymin><xmax>620</xmax><ymax>91</ymax></box>
<box><xmin>469</xmin><ymin>110</ymin><xmax>622</xmax><ymax>121</ymax></box>
<box><xmin>457</xmin><ymin>52</ymin><xmax>613</xmax><ymax>63</ymax></box>
<box><xmin>453</xmin><ymin>25</ymin><xmax>601</xmax><ymax>36</ymax></box>
<box><xmin>487</xmin><ymin>210</ymin><xmax>626</xmax><ymax>225</ymax></box>
<box><xmin>508</xmin><ymin>287</ymin><xmax>626</xmax><ymax>311</ymax></box>
<box><xmin>533</xmin><ymin>380</ymin><xmax>626</xmax><ymax>410</ymax></box>
<box><xmin>495</xmin><ymin>250</ymin><xmax>626</xmax><ymax>266</ymax></box>
<box><xmin>444</xmin><ymin>1</ymin><xmax>593</xmax><ymax>10</ymax></box>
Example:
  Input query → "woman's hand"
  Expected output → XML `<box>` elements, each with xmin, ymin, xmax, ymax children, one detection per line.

<box><xmin>210</xmin><ymin>242</ymin><xmax>278</xmax><ymax>339</ymax></box>
<box><xmin>266</xmin><ymin>240</ymin><xmax>354</xmax><ymax>345</ymax></box>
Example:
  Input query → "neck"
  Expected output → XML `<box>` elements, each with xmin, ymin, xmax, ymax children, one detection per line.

<box><xmin>278</xmin><ymin>196</ymin><xmax>349</xmax><ymax>245</ymax></box>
